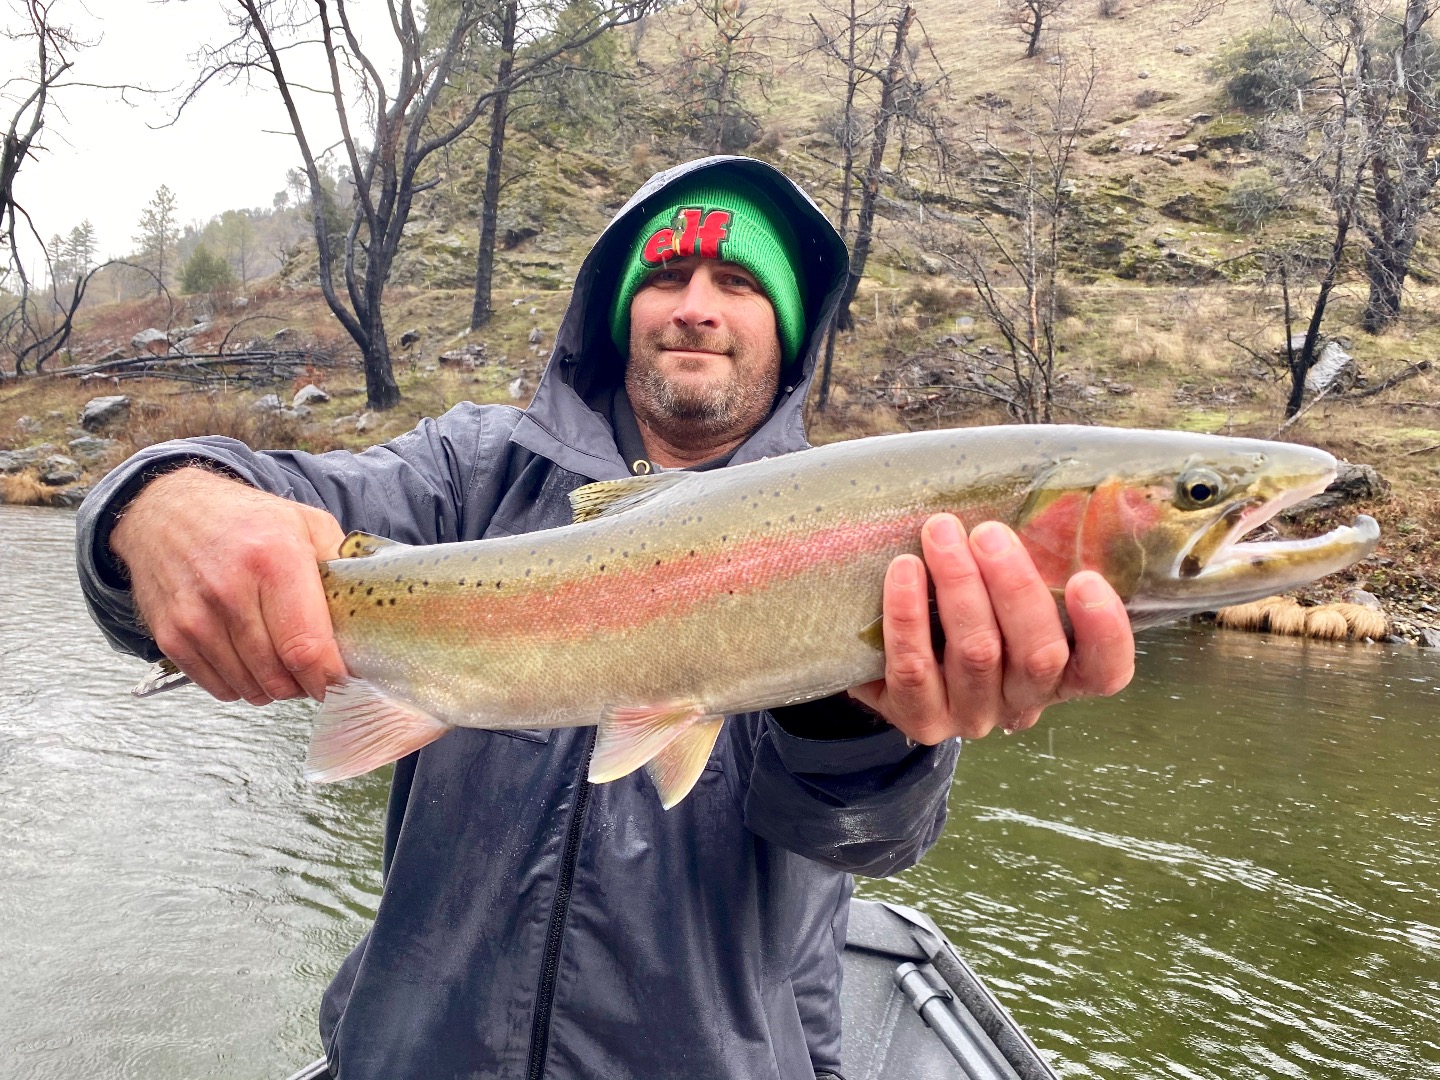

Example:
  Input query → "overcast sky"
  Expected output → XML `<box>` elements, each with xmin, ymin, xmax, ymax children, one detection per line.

<box><xmin>4</xmin><ymin>0</ymin><xmax>391</xmax><ymax>271</ymax></box>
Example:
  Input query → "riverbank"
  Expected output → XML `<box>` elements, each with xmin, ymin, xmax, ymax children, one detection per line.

<box><xmin>3</xmin><ymin>282</ymin><xmax>1438</xmax><ymax>646</ymax></box>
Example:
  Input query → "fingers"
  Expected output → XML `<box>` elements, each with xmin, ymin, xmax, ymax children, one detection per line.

<box><xmin>115</xmin><ymin>467</ymin><xmax>346</xmax><ymax>706</ymax></box>
<box><xmin>873</xmin><ymin>553</ymin><xmax>948</xmax><ymax>737</ymax></box>
<box><xmin>921</xmin><ymin>515</ymin><xmax>1004</xmax><ymax>740</ymax></box>
<box><xmin>1060</xmin><ymin>572</ymin><xmax>1135</xmax><ymax>701</ymax></box>
<box><xmin>966</xmin><ymin>521</ymin><xmax>1071</xmax><ymax>729</ymax></box>
<box><xmin>856</xmin><ymin>514</ymin><xmax>1136</xmax><ymax>745</ymax></box>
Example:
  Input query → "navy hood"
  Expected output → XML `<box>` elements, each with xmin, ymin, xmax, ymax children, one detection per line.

<box><xmin>510</xmin><ymin>156</ymin><xmax>850</xmax><ymax>480</ymax></box>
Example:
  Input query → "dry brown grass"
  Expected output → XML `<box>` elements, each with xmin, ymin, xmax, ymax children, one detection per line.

<box><xmin>1304</xmin><ymin>607</ymin><xmax>1351</xmax><ymax>641</ymax></box>
<box><xmin>119</xmin><ymin>392</ymin><xmax>344</xmax><ymax>455</ymax></box>
<box><xmin>0</xmin><ymin>473</ymin><xmax>57</xmax><ymax>505</ymax></box>
<box><xmin>1216</xmin><ymin>595</ymin><xmax>1389</xmax><ymax>640</ymax></box>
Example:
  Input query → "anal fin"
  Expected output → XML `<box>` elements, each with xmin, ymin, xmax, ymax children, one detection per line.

<box><xmin>305</xmin><ymin>677</ymin><xmax>451</xmax><ymax>782</ymax></box>
<box><xmin>645</xmin><ymin>716</ymin><xmax>724</xmax><ymax>809</ymax></box>
<box><xmin>589</xmin><ymin>702</ymin><xmax>714</xmax><ymax>789</ymax></box>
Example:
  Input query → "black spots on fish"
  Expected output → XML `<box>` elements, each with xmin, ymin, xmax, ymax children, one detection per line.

<box><xmin>621</xmin><ymin>550</ymin><xmax>630</xmax><ymax>559</ymax></box>
<box><xmin>788</xmin><ymin>515</ymin><xmax>795</xmax><ymax>523</ymax></box>
<box><xmin>525</xmin><ymin>568</ymin><xmax>533</xmax><ymax>578</ymax></box>
<box><xmin>365</xmin><ymin>587</ymin><xmax>374</xmax><ymax>596</ymax></box>
<box><xmin>388</xmin><ymin>598</ymin><xmax>397</xmax><ymax>606</ymax></box>
<box><xmin>547</xmin><ymin>558</ymin><xmax>554</xmax><ymax>566</ymax></box>
<box><xmin>394</xmin><ymin>575</ymin><xmax>402</xmax><ymax>583</ymax></box>
<box><xmin>458</xmin><ymin>578</ymin><xmax>466</xmax><ymax>586</ymax></box>
<box><xmin>883</xmin><ymin>460</ymin><xmax>892</xmax><ymax>468</ymax></box>
<box><xmin>408</xmin><ymin>584</ymin><xmax>415</xmax><ymax>594</ymax></box>
<box><xmin>721</xmin><ymin>534</ymin><xmax>728</xmax><ymax>542</ymax></box>
<box><xmin>475</xmin><ymin>580</ymin><xmax>484</xmax><ymax>588</ymax></box>
<box><xmin>814</xmin><ymin>505</ymin><xmax>823</xmax><ymax>513</ymax></box>
<box><xmin>330</xmin><ymin>590</ymin><xmax>339</xmax><ymax>600</ymax></box>
<box><xmin>422</xmin><ymin>579</ymin><xmax>430</xmax><ymax>587</ymax></box>
<box><xmin>348</xmin><ymin>609</ymin><xmax>356</xmax><ymax>618</ymax></box>
<box><xmin>689</xmin><ymin>549</ymin><xmax>696</xmax><ymax>557</ymax></box>
<box><xmin>529</xmin><ymin>548</ymin><xmax>538</xmax><ymax>556</ymax></box>
<box><xmin>850</xmin><ymin>479</ymin><xmax>857</xmax><ymax>486</ymax></box>
<box><xmin>599</xmin><ymin>564</ymin><xmax>606</xmax><ymax>572</ymax></box>
<box><xmin>347</xmin><ymin>586</ymin><xmax>356</xmax><ymax>595</ymax></box>
<box><xmin>586</xmin><ymin>554</ymin><xmax>593</xmax><ymax>563</ymax></box>
<box><xmin>654</xmin><ymin>558</ymin><xmax>662</xmax><ymax>567</ymax></box>
<box><xmin>375</xmin><ymin>599</ymin><xmax>384</xmax><ymax>607</ymax></box>
<box><xmin>792</xmin><ymin>482</ymin><xmax>800</xmax><ymax>491</ymax></box>
<box><xmin>496</xmin><ymin>581</ymin><xmax>504</xmax><ymax>589</ymax></box>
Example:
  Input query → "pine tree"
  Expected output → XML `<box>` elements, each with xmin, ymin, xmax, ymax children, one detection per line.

<box><xmin>133</xmin><ymin>185</ymin><xmax>179</xmax><ymax>294</ymax></box>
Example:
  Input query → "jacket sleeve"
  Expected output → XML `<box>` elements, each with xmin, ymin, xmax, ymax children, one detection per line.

<box><xmin>730</xmin><ymin>704</ymin><xmax>960</xmax><ymax>879</ymax></box>
<box><xmin>75</xmin><ymin>402</ymin><xmax>523</xmax><ymax>661</ymax></box>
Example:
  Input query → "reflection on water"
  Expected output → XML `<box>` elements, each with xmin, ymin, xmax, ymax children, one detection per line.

<box><xmin>3</xmin><ymin>505</ymin><xmax>1438</xmax><ymax>1079</ymax></box>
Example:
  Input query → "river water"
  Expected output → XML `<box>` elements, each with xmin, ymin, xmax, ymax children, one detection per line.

<box><xmin>2</xmin><ymin>504</ymin><xmax>1437</xmax><ymax>1079</ymax></box>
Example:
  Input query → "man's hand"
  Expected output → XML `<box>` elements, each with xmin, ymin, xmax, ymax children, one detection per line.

<box><xmin>109</xmin><ymin>467</ymin><xmax>347</xmax><ymax>706</ymax></box>
<box><xmin>848</xmin><ymin>513</ymin><xmax>1135</xmax><ymax>742</ymax></box>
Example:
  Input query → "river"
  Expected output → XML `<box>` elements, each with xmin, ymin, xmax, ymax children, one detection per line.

<box><xmin>2</xmin><ymin>504</ymin><xmax>1437</xmax><ymax>1079</ymax></box>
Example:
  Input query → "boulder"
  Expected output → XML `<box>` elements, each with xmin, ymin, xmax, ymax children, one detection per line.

<box><xmin>1345</xmin><ymin>588</ymin><xmax>1384</xmax><ymax>611</ymax></box>
<box><xmin>527</xmin><ymin>326</ymin><xmax>544</xmax><ymax>345</ymax></box>
<box><xmin>15</xmin><ymin>415</ymin><xmax>41</xmax><ymax>434</ymax></box>
<box><xmin>293</xmin><ymin>383</ymin><xmax>330</xmax><ymax>408</ymax></box>
<box><xmin>67</xmin><ymin>435</ymin><xmax>118</xmax><ymax>463</ymax></box>
<box><xmin>131</xmin><ymin>328</ymin><xmax>169</xmax><ymax>352</ymax></box>
<box><xmin>252</xmin><ymin>393</ymin><xmax>283</xmax><ymax>412</ymax></box>
<box><xmin>1421</xmin><ymin>627</ymin><xmax>1440</xmax><ymax>649</ymax></box>
<box><xmin>1305</xmin><ymin>341</ymin><xmax>1359</xmax><ymax>395</ymax></box>
<box><xmin>399</xmin><ymin>329</ymin><xmax>422</xmax><ymax>348</ymax></box>
<box><xmin>1175</xmin><ymin>143</ymin><xmax>1200</xmax><ymax>160</ymax></box>
<box><xmin>0</xmin><ymin>447</ymin><xmax>44</xmax><ymax>473</ymax></box>
<box><xmin>38</xmin><ymin>455</ymin><xmax>81</xmax><ymax>486</ymax></box>
<box><xmin>439</xmin><ymin>343</ymin><xmax>487</xmax><ymax>368</ymax></box>
<box><xmin>80</xmin><ymin>395</ymin><xmax>130</xmax><ymax>433</ymax></box>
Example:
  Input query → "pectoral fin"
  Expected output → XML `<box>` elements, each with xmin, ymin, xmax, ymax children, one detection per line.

<box><xmin>589</xmin><ymin>702</ymin><xmax>721</xmax><ymax>796</ymax></box>
<box><xmin>305</xmin><ymin>677</ymin><xmax>451</xmax><ymax>782</ymax></box>
<box><xmin>132</xmin><ymin>658</ymin><xmax>192</xmax><ymax>698</ymax></box>
<box><xmin>645</xmin><ymin>716</ymin><xmax>725</xmax><ymax>809</ymax></box>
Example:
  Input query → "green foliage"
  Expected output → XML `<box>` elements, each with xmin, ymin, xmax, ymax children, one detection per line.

<box><xmin>133</xmin><ymin>185</ymin><xmax>180</xmax><ymax>291</ymax></box>
<box><xmin>1222</xmin><ymin>168</ymin><xmax>1284</xmax><ymax>230</ymax></box>
<box><xmin>180</xmin><ymin>245</ymin><xmax>235</xmax><ymax>294</ymax></box>
<box><xmin>1207</xmin><ymin>27</ymin><xmax>1313</xmax><ymax>111</ymax></box>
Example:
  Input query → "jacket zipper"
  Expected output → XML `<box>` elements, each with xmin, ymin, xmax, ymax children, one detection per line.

<box><xmin>526</xmin><ymin>728</ymin><xmax>596</xmax><ymax>1080</ymax></box>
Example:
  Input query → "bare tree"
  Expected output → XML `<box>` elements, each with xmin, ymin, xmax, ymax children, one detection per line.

<box><xmin>1270</xmin><ymin>0</ymin><xmax>1440</xmax><ymax>335</ymax></box>
<box><xmin>186</xmin><ymin>0</ymin><xmax>656</xmax><ymax>410</ymax></box>
<box><xmin>664</xmin><ymin>0</ymin><xmax>774</xmax><ymax>155</ymax></box>
<box><xmin>931</xmin><ymin>47</ymin><xmax>1100</xmax><ymax>423</ymax></box>
<box><xmin>1010</xmin><ymin>0</ymin><xmax>1066</xmax><ymax>59</ymax></box>
<box><xmin>1257</xmin><ymin>0</ymin><xmax>1381</xmax><ymax>416</ymax></box>
<box><xmin>0</xmin><ymin>0</ymin><xmax>99</xmax><ymax>376</ymax></box>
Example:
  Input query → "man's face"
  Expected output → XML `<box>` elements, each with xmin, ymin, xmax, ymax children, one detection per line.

<box><xmin>625</xmin><ymin>256</ymin><xmax>783</xmax><ymax>441</ymax></box>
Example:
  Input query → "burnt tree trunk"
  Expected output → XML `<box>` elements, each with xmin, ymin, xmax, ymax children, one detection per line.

<box><xmin>833</xmin><ymin>4</ymin><xmax>914</xmax><ymax>334</ymax></box>
<box><xmin>470</xmin><ymin>0</ymin><xmax>519</xmax><ymax>332</ymax></box>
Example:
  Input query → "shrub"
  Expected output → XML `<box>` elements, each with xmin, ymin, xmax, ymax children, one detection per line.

<box><xmin>180</xmin><ymin>246</ymin><xmax>235</xmax><ymax>294</ymax></box>
<box><xmin>1207</xmin><ymin>27</ymin><xmax>1313</xmax><ymax>111</ymax></box>
<box><xmin>1222</xmin><ymin>168</ymin><xmax>1284</xmax><ymax>229</ymax></box>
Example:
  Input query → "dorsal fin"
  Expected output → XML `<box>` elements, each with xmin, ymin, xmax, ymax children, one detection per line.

<box><xmin>337</xmin><ymin>531</ymin><xmax>406</xmax><ymax>559</ymax></box>
<box><xmin>569</xmin><ymin>472</ymin><xmax>691</xmax><ymax>524</ymax></box>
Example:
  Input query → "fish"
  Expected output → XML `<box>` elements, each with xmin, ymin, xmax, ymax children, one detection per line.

<box><xmin>133</xmin><ymin>425</ymin><xmax>1379</xmax><ymax>808</ymax></box>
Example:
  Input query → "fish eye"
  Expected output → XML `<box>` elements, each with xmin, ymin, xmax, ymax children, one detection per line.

<box><xmin>1176</xmin><ymin>468</ymin><xmax>1225</xmax><ymax>509</ymax></box>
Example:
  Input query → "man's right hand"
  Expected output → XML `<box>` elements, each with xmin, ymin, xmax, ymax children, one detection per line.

<box><xmin>109</xmin><ymin>466</ymin><xmax>348</xmax><ymax>705</ymax></box>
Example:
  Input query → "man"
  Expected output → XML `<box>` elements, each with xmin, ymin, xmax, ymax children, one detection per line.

<box><xmin>77</xmin><ymin>156</ymin><xmax>1133</xmax><ymax>1079</ymax></box>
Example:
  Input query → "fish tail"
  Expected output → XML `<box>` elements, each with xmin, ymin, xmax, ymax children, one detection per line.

<box><xmin>305</xmin><ymin>677</ymin><xmax>452</xmax><ymax>782</ymax></box>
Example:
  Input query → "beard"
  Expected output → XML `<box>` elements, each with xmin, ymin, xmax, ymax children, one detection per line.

<box><xmin>625</xmin><ymin>328</ymin><xmax>781</xmax><ymax>436</ymax></box>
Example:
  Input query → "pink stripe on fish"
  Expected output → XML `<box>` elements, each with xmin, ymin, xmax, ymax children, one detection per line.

<box><xmin>405</xmin><ymin>512</ymin><xmax>932</xmax><ymax>640</ymax></box>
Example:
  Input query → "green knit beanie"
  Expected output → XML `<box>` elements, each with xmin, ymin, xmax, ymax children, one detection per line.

<box><xmin>609</xmin><ymin>178</ymin><xmax>807</xmax><ymax>365</ymax></box>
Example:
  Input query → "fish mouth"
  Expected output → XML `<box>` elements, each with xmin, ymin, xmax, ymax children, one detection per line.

<box><xmin>1151</xmin><ymin>471</ymin><xmax>1380</xmax><ymax>612</ymax></box>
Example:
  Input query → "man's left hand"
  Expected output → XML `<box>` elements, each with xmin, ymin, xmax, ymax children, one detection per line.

<box><xmin>847</xmin><ymin>513</ymin><xmax>1135</xmax><ymax>742</ymax></box>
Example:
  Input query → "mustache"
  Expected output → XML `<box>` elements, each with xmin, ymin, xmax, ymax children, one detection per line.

<box><xmin>647</xmin><ymin>328</ymin><xmax>734</xmax><ymax>354</ymax></box>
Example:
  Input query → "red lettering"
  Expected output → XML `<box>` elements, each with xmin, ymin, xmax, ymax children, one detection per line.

<box><xmin>642</xmin><ymin>228</ymin><xmax>675</xmax><ymax>264</ymax></box>
<box><xmin>672</xmin><ymin>208</ymin><xmax>703</xmax><ymax>257</ymax></box>
<box><xmin>695</xmin><ymin>209</ymin><xmax>731</xmax><ymax>259</ymax></box>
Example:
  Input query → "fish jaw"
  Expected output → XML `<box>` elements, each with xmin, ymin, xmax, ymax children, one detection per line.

<box><xmin>1127</xmin><ymin>461</ymin><xmax>1381</xmax><ymax>625</ymax></box>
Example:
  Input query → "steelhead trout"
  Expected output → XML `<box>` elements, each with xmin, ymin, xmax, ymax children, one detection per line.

<box><xmin>134</xmin><ymin>425</ymin><xmax>1378</xmax><ymax>807</ymax></box>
